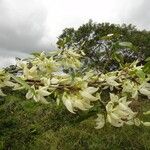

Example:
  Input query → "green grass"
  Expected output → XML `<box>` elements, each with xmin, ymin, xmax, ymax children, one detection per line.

<box><xmin>0</xmin><ymin>89</ymin><xmax>150</xmax><ymax>150</ymax></box>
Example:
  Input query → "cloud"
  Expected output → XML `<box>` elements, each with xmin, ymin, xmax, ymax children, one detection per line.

<box><xmin>0</xmin><ymin>47</ymin><xmax>30</xmax><ymax>68</ymax></box>
<box><xmin>0</xmin><ymin>56</ymin><xmax>16</xmax><ymax>68</ymax></box>
<box><xmin>128</xmin><ymin>0</ymin><xmax>150</xmax><ymax>30</ymax></box>
<box><xmin>0</xmin><ymin>0</ymin><xmax>149</xmax><ymax>56</ymax></box>
<box><xmin>43</xmin><ymin>0</ymin><xmax>150</xmax><ymax>43</ymax></box>
<box><xmin>0</xmin><ymin>0</ymin><xmax>54</xmax><ymax>53</ymax></box>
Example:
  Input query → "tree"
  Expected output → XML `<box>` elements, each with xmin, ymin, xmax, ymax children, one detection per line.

<box><xmin>57</xmin><ymin>20</ymin><xmax>150</xmax><ymax>72</ymax></box>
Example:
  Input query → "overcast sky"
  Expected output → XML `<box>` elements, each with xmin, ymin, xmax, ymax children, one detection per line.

<box><xmin>0</xmin><ymin>0</ymin><xmax>150</xmax><ymax>67</ymax></box>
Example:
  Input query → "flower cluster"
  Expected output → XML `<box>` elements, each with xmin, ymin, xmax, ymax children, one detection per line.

<box><xmin>96</xmin><ymin>94</ymin><xmax>137</xmax><ymax>129</ymax></box>
<box><xmin>0</xmin><ymin>50</ymin><xmax>150</xmax><ymax>129</ymax></box>
<box><xmin>0</xmin><ymin>69</ymin><xmax>15</xmax><ymax>96</ymax></box>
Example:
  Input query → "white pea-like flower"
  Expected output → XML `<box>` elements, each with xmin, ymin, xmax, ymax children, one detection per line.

<box><xmin>26</xmin><ymin>86</ymin><xmax>50</xmax><ymax>104</ymax></box>
<box><xmin>95</xmin><ymin>93</ymin><xmax>137</xmax><ymax>129</ymax></box>
<box><xmin>100</xmin><ymin>73</ymin><xmax>120</xmax><ymax>90</ymax></box>
<box><xmin>95</xmin><ymin>114</ymin><xmax>105</xmax><ymax>129</ymax></box>
<box><xmin>0</xmin><ymin>70</ymin><xmax>15</xmax><ymax>96</ymax></box>
<box><xmin>62</xmin><ymin>87</ymin><xmax>99</xmax><ymax>113</ymax></box>
<box><xmin>23</xmin><ymin>66</ymin><xmax>38</xmax><ymax>80</ymax></box>
<box><xmin>16</xmin><ymin>60</ymin><xmax>27</xmax><ymax>69</ymax></box>
<box><xmin>139</xmin><ymin>82</ymin><xmax>150</xmax><ymax>99</ymax></box>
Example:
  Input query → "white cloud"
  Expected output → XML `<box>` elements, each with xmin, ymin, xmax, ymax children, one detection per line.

<box><xmin>42</xmin><ymin>0</ymin><xmax>149</xmax><ymax>43</ymax></box>
<box><xmin>0</xmin><ymin>0</ymin><xmax>149</xmax><ymax>54</ymax></box>
<box><xmin>0</xmin><ymin>0</ymin><xmax>55</xmax><ymax>52</ymax></box>
<box><xmin>0</xmin><ymin>0</ymin><xmax>149</xmax><ymax>67</ymax></box>
<box><xmin>0</xmin><ymin>56</ymin><xmax>16</xmax><ymax>68</ymax></box>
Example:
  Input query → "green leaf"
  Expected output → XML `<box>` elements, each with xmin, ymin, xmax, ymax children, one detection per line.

<box><xmin>48</xmin><ymin>50</ymin><xmax>61</xmax><ymax>57</ymax></box>
<box><xmin>112</xmin><ymin>53</ymin><xmax>123</xmax><ymax>63</ymax></box>
<box><xmin>119</xmin><ymin>42</ymin><xmax>133</xmax><ymax>48</ymax></box>
<box><xmin>10</xmin><ymin>74</ymin><xmax>31</xmax><ymax>90</ymax></box>
<box><xmin>136</xmin><ymin>70</ymin><xmax>145</xmax><ymax>79</ymax></box>
<box><xmin>143</xmin><ymin>62</ymin><xmax>150</xmax><ymax>73</ymax></box>
<box><xmin>31</xmin><ymin>52</ymin><xmax>41</xmax><ymax>57</ymax></box>
<box><xmin>145</xmin><ymin>57</ymin><xmax>150</xmax><ymax>62</ymax></box>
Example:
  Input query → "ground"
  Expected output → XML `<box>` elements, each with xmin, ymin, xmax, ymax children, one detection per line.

<box><xmin>0</xmin><ymin>89</ymin><xmax>150</xmax><ymax>150</ymax></box>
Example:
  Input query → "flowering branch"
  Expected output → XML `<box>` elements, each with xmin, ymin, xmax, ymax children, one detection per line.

<box><xmin>0</xmin><ymin>49</ymin><xmax>150</xmax><ymax>129</ymax></box>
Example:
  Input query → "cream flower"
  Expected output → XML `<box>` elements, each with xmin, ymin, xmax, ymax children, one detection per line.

<box><xmin>139</xmin><ymin>82</ymin><xmax>150</xmax><ymax>99</ymax></box>
<box><xmin>26</xmin><ymin>86</ymin><xmax>50</xmax><ymax>104</ymax></box>
<box><xmin>16</xmin><ymin>60</ymin><xmax>27</xmax><ymax>69</ymax></box>
<box><xmin>122</xmin><ymin>80</ymin><xmax>139</xmax><ymax>99</ymax></box>
<box><xmin>95</xmin><ymin>114</ymin><xmax>105</xmax><ymax>129</ymax></box>
<box><xmin>62</xmin><ymin>87</ymin><xmax>98</xmax><ymax>113</ymax></box>
<box><xmin>100</xmin><ymin>73</ymin><xmax>120</xmax><ymax>90</ymax></box>
<box><xmin>96</xmin><ymin>94</ymin><xmax>137</xmax><ymax>129</ymax></box>
<box><xmin>0</xmin><ymin>70</ymin><xmax>15</xmax><ymax>96</ymax></box>
<box><xmin>60</xmin><ymin>50</ymin><xmax>82</xmax><ymax>69</ymax></box>
<box><xmin>22</xmin><ymin>66</ymin><xmax>37</xmax><ymax>80</ymax></box>
<box><xmin>106</xmin><ymin>94</ymin><xmax>137</xmax><ymax>127</ymax></box>
<box><xmin>62</xmin><ymin>93</ymin><xmax>92</xmax><ymax>114</ymax></box>
<box><xmin>32</xmin><ymin>52</ymin><xmax>59</xmax><ymax>73</ymax></box>
<box><xmin>41</xmin><ymin>77</ymin><xmax>51</xmax><ymax>87</ymax></box>
<box><xmin>80</xmin><ymin>87</ymin><xmax>99</xmax><ymax>101</ymax></box>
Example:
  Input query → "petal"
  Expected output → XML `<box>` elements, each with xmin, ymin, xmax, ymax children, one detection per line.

<box><xmin>106</xmin><ymin>102</ymin><xmax>114</xmax><ymax>112</ymax></box>
<box><xmin>13</xmin><ymin>84</ymin><xmax>24</xmax><ymax>90</ymax></box>
<box><xmin>107</xmin><ymin>114</ymin><xmax>112</xmax><ymax>123</ymax></box>
<box><xmin>115</xmin><ymin>109</ymin><xmax>128</xmax><ymax>117</ymax></box>
<box><xmin>95</xmin><ymin>114</ymin><xmax>105</xmax><ymax>129</ymax></box>
<box><xmin>30</xmin><ymin>66</ymin><xmax>37</xmax><ymax>73</ymax></box>
<box><xmin>142</xmin><ymin>122</ymin><xmax>150</xmax><ymax>126</ymax></box>
<box><xmin>56</xmin><ymin>97</ymin><xmax>60</xmax><ymax>105</ymax></box>
<box><xmin>84</xmin><ymin>87</ymin><xmax>99</xmax><ymax>94</ymax></box>
<box><xmin>107</xmin><ymin>115</ymin><xmax>123</xmax><ymax>127</ymax></box>
<box><xmin>62</xmin><ymin>95</ymin><xmax>75</xmax><ymax>113</ymax></box>
<box><xmin>139</xmin><ymin>88</ymin><xmax>150</xmax><ymax>97</ymax></box>
<box><xmin>111</xmin><ymin>120</ymin><xmax>123</xmax><ymax>127</ymax></box>
<box><xmin>119</xmin><ymin>96</ymin><xmax>127</xmax><ymax>103</ymax></box>
<box><xmin>110</xmin><ymin>93</ymin><xmax>118</xmax><ymax>102</ymax></box>
<box><xmin>118</xmin><ymin>103</ymin><xmax>129</xmax><ymax>110</ymax></box>
<box><xmin>33</xmin><ymin>95</ymin><xmax>39</xmax><ymax>102</ymax></box>
<box><xmin>80</xmin><ymin>91</ymin><xmax>98</xmax><ymax>101</ymax></box>
<box><xmin>23</xmin><ymin>67</ymin><xmax>29</xmax><ymax>76</ymax></box>
<box><xmin>73</xmin><ymin>100</ymin><xmax>87</xmax><ymax>111</ymax></box>
<box><xmin>110</xmin><ymin>112</ymin><xmax>120</xmax><ymax>120</ymax></box>
<box><xmin>41</xmin><ymin>77</ymin><xmax>51</xmax><ymax>86</ymax></box>
<box><xmin>51</xmin><ymin>78</ymin><xmax>59</xmax><ymax>84</ymax></box>
<box><xmin>26</xmin><ymin>90</ymin><xmax>33</xmax><ymax>99</ymax></box>
<box><xmin>143</xmin><ymin>111</ymin><xmax>150</xmax><ymax>115</ymax></box>
<box><xmin>106</xmin><ymin>77</ymin><xmax>119</xmax><ymax>87</ymax></box>
<box><xmin>39</xmin><ymin>90</ymin><xmax>50</xmax><ymax>96</ymax></box>
<box><xmin>40</xmin><ymin>96</ymin><xmax>49</xmax><ymax>104</ymax></box>
<box><xmin>134</xmin><ymin>118</ymin><xmax>141</xmax><ymax>126</ymax></box>
<box><xmin>132</xmin><ymin>90</ymin><xmax>138</xmax><ymax>100</ymax></box>
<box><xmin>4</xmin><ymin>81</ymin><xmax>15</xmax><ymax>87</ymax></box>
<box><xmin>125</xmin><ymin>120</ymin><xmax>134</xmax><ymax>125</ymax></box>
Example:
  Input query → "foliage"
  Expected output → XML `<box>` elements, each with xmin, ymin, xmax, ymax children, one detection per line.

<box><xmin>0</xmin><ymin>47</ymin><xmax>150</xmax><ymax>149</ymax></box>
<box><xmin>57</xmin><ymin>20</ymin><xmax>150</xmax><ymax>71</ymax></box>
<box><xmin>0</xmin><ymin>49</ymin><xmax>150</xmax><ymax>131</ymax></box>
<box><xmin>0</xmin><ymin>90</ymin><xmax>150</xmax><ymax>149</ymax></box>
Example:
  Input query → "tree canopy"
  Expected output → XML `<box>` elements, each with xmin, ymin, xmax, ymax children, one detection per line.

<box><xmin>57</xmin><ymin>20</ymin><xmax>150</xmax><ymax>72</ymax></box>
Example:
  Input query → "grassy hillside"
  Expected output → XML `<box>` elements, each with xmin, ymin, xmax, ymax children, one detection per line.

<box><xmin>0</xmin><ymin>88</ymin><xmax>150</xmax><ymax>150</ymax></box>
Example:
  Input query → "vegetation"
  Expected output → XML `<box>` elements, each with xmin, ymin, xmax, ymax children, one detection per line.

<box><xmin>0</xmin><ymin>21</ymin><xmax>150</xmax><ymax>149</ymax></box>
<box><xmin>0</xmin><ymin>89</ymin><xmax>150</xmax><ymax>149</ymax></box>
<box><xmin>57</xmin><ymin>20</ymin><xmax>150</xmax><ymax>71</ymax></box>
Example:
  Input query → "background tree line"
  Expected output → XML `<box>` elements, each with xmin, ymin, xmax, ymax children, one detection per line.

<box><xmin>57</xmin><ymin>20</ymin><xmax>150</xmax><ymax>72</ymax></box>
